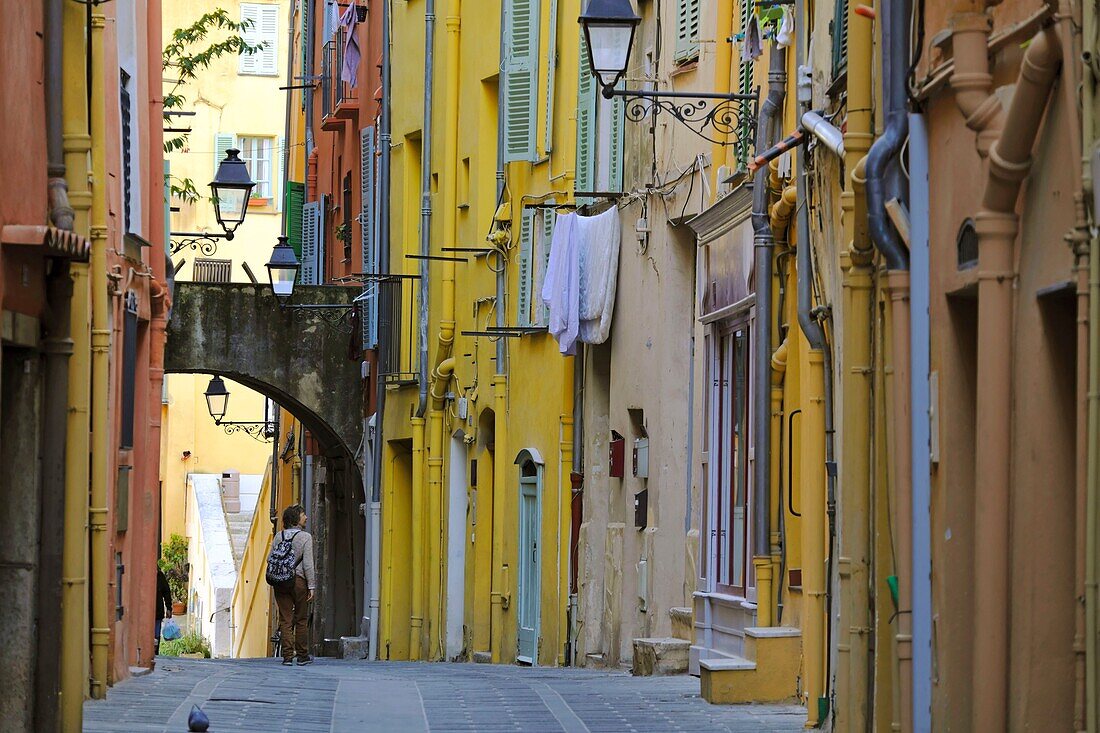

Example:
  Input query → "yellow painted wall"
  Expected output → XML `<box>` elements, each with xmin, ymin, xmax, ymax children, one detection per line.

<box><xmin>160</xmin><ymin>374</ymin><xmax>270</xmax><ymax>541</ymax></box>
<box><xmin>231</xmin><ymin>461</ymin><xmax>274</xmax><ymax>658</ymax></box>
<box><xmin>380</xmin><ymin>0</ymin><xmax>583</xmax><ymax>665</ymax></box>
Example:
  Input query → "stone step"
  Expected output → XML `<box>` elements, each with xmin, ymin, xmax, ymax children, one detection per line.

<box><xmin>700</xmin><ymin>628</ymin><xmax>801</xmax><ymax>705</ymax></box>
<box><xmin>669</xmin><ymin>607</ymin><xmax>692</xmax><ymax>641</ymax></box>
<box><xmin>631</xmin><ymin>637</ymin><xmax>690</xmax><ymax>676</ymax></box>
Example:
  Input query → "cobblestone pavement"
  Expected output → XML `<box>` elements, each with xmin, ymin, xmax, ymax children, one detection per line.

<box><xmin>83</xmin><ymin>657</ymin><xmax>805</xmax><ymax>732</ymax></box>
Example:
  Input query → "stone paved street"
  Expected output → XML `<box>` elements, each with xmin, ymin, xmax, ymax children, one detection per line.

<box><xmin>82</xmin><ymin>658</ymin><xmax>804</xmax><ymax>732</ymax></box>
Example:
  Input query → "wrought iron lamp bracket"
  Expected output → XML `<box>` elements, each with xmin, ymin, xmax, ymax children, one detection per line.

<box><xmin>604</xmin><ymin>86</ymin><xmax>760</xmax><ymax>148</ymax></box>
<box><xmin>214</xmin><ymin>420</ymin><xmax>276</xmax><ymax>442</ymax></box>
<box><xmin>170</xmin><ymin>231</ymin><xmax>230</xmax><ymax>257</ymax></box>
<box><xmin>282</xmin><ymin>303</ymin><xmax>358</xmax><ymax>331</ymax></box>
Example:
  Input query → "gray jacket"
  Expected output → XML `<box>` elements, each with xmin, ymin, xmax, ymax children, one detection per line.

<box><xmin>271</xmin><ymin>527</ymin><xmax>316</xmax><ymax>590</ymax></box>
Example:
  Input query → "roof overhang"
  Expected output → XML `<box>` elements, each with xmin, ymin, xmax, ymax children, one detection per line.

<box><xmin>2</xmin><ymin>224</ymin><xmax>90</xmax><ymax>261</ymax></box>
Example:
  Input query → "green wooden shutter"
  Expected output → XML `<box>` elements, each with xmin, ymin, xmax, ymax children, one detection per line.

<box><xmin>575</xmin><ymin>31</ymin><xmax>596</xmax><ymax>202</ymax></box>
<box><xmin>285</xmin><ymin>181</ymin><xmax>305</xmax><ymax>259</ymax></box>
<box><xmin>214</xmin><ymin>133</ymin><xmax>235</xmax><ymax>177</ymax></box>
<box><xmin>674</xmin><ymin>0</ymin><xmax>700</xmax><ymax>62</ymax></box>
<box><xmin>504</xmin><ymin>0</ymin><xmax>540</xmax><ymax>162</ymax></box>
<box><xmin>543</xmin><ymin>0</ymin><xmax>558</xmax><ymax>155</ymax></box>
<box><xmin>535</xmin><ymin>210</ymin><xmax>555</xmax><ymax>326</ymax></box>
<box><xmin>517</xmin><ymin>209</ymin><xmax>535</xmax><ymax>327</ymax></box>
<box><xmin>832</xmin><ymin>0</ymin><xmax>849</xmax><ymax>78</ymax></box>
<box><xmin>608</xmin><ymin>81</ymin><xmax>625</xmax><ymax>192</ymax></box>
<box><xmin>360</xmin><ymin>126</ymin><xmax>378</xmax><ymax>348</ymax></box>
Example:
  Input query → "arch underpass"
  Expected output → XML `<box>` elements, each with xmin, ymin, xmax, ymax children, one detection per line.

<box><xmin>165</xmin><ymin>282</ymin><xmax>366</xmax><ymax>650</ymax></box>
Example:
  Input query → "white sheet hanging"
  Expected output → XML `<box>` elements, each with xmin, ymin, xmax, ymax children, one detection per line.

<box><xmin>576</xmin><ymin>207</ymin><xmax>621</xmax><ymax>345</ymax></box>
<box><xmin>541</xmin><ymin>212</ymin><xmax>580</xmax><ymax>355</ymax></box>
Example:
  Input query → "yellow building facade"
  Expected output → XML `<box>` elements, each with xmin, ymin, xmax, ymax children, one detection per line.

<box><xmin>379</xmin><ymin>0</ymin><xmax>583</xmax><ymax>665</ymax></box>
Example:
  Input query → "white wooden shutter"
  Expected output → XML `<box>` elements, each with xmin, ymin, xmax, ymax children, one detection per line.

<box><xmin>240</xmin><ymin>4</ymin><xmax>279</xmax><ymax>75</ymax></box>
<box><xmin>674</xmin><ymin>0</ymin><xmax>700</xmax><ymax>62</ymax></box>
<box><xmin>360</xmin><ymin>126</ymin><xmax>378</xmax><ymax>348</ymax></box>
<box><xmin>543</xmin><ymin>0</ymin><xmax>558</xmax><ymax>155</ymax></box>
<box><xmin>301</xmin><ymin>200</ymin><xmax>322</xmax><ymax>285</ymax></box>
<box><xmin>535</xmin><ymin>210</ymin><xmax>555</xmax><ymax>327</ymax></box>
<box><xmin>214</xmin><ymin>133</ymin><xmax>236</xmax><ymax>177</ymax></box>
<box><xmin>274</xmin><ymin>136</ymin><xmax>284</xmax><ymax>210</ymax></box>
<box><xmin>517</xmin><ymin>209</ymin><xmax>535</xmax><ymax>327</ymax></box>
<box><xmin>259</xmin><ymin>5</ymin><xmax>279</xmax><ymax>74</ymax></box>
<box><xmin>608</xmin><ymin>82</ymin><xmax>625</xmax><ymax>191</ymax></box>
<box><xmin>504</xmin><ymin>0</ymin><xmax>539</xmax><ymax>162</ymax></box>
<box><xmin>575</xmin><ymin>32</ymin><xmax>596</xmax><ymax>202</ymax></box>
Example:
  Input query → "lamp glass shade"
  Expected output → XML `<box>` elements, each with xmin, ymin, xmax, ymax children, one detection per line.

<box><xmin>210</xmin><ymin>148</ymin><xmax>255</xmax><ymax>234</ymax></box>
<box><xmin>579</xmin><ymin>0</ymin><xmax>640</xmax><ymax>89</ymax></box>
<box><xmin>266</xmin><ymin>236</ymin><xmax>300</xmax><ymax>301</ymax></box>
<box><xmin>204</xmin><ymin>375</ymin><xmax>230</xmax><ymax>423</ymax></box>
<box><xmin>586</xmin><ymin>22</ymin><xmax>635</xmax><ymax>87</ymax></box>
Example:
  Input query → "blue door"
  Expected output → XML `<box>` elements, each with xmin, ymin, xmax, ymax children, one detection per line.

<box><xmin>517</xmin><ymin>461</ymin><xmax>540</xmax><ymax>664</ymax></box>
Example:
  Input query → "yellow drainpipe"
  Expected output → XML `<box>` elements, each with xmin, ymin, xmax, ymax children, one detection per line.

<box><xmin>88</xmin><ymin>11</ymin><xmax>111</xmax><ymax>699</ymax></box>
<box><xmin>490</xmin><ymin>373</ymin><xmax>508</xmax><ymax>661</ymax></box>
<box><xmin>410</xmin><ymin>416</ymin><xmax>427</xmax><ymax>659</ymax></box>
<box><xmin>60</xmin><ymin>0</ymin><xmax>92</xmax><ymax>720</ymax></box>
<box><xmin>761</xmin><ymin>335</ymin><xmax>789</xmax><ymax>629</ymax></box>
<box><xmin>428</xmin><ymin>356</ymin><xmax>456</xmax><ymax>658</ymax></box>
<box><xmin>422</xmin><ymin>0</ymin><xmax>462</xmax><ymax>660</ymax></box>
<box><xmin>833</xmin><ymin>0</ymin><xmax>875</xmax><ymax>727</ymax></box>
<box><xmin>558</xmin><ymin>357</ymin><xmax>574</xmax><ymax>665</ymax></box>
<box><xmin>801</xmin><ymin>346</ymin><xmax>827</xmax><ymax>726</ymax></box>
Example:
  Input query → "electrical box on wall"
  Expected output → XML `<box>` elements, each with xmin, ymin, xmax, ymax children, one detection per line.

<box><xmin>633</xmin><ymin>437</ymin><xmax>649</xmax><ymax>478</ymax></box>
<box><xmin>634</xmin><ymin>489</ymin><xmax>648</xmax><ymax>530</ymax></box>
<box><xmin>609</xmin><ymin>431</ymin><xmax>625</xmax><ymax>478</ymax></box>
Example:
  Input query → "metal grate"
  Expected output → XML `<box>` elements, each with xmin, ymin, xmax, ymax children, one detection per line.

<box><xmin>192</xmin><ymin>258</ymin><xmax>233</xmax><ymax>283</ymax></box>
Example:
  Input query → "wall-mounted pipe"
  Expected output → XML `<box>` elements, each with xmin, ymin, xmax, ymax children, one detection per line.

<box><xmin>801</xmin><ymin>111</ymin><xmax>845</xmax><ymax>158</ymax></box>
<box><xmin>415</xmin><ymin>0</ymin><xmax>437</xmax><ymax>418</ymax></box>
<box><xmin>969</xmin><ymin>25</ymin><xmax>1062</xmax><ymax>732</ymax></box>
<box><xmin>751</xmin><ymin>43</ymin><xmax>787</xmax><ymax>565</ymax></box>
<box><xmin>304</xmin><ymin>0</ymin><xmax>316</xmax><ymax>166</ymax></box>
<box><xmin>369</xmin><ymin>0</ymin><xmax>393</xmax><ymax>663</ymax></box>
<box><xmin>948</xmin><ymin>10</ymin><xmax>1005</xmax><ymax>160</ymax></box>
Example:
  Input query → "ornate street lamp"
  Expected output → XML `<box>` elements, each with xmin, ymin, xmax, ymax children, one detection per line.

<box><xmin>266</xmin><ymin>235</ymin><xmax>301</xmax><ymax>305</ymax></box>
<box><xmin>169</xmin><ymin>148</ymin><xmax>256</xmax><ymax>257</ymax></box>
<box><xmin>265</xmin><ymin>236</ymin><xmax>356</xmax><ymax>327</ymax></box>
<box><xmin>578</xmin><ymin>0</ymin><xmax>758</xmax><ymax>146</ymax></box>
<box><xmin>209</xmin><ymin>148</ymin><xmax>255</xmax><ymax>239</ymax></box>
<box><xmin>579</xmin><ymin>0</ymin><xmax>640</xmax><ymax>93</ymax></box>
<box><xmin>202</xmin><ymin>375</ymin><xmax>275</xmax><ymax>442</ymax></box>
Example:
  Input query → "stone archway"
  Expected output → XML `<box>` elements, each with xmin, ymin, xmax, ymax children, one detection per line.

<box><xmin>164</xmin><ymin>282</ymin><xmax>366</xmax><ymax>648</ymax></box>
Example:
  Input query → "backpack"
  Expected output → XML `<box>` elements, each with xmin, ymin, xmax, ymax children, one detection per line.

<box><xmin>265</xmin><ymin>530</ymin><xmax>303</xmax><ymax>591</ymax></box>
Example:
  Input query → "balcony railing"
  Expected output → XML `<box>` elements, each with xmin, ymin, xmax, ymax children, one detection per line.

<box><xmin>321</xmin><ymin>28</ymin><xmax>358</xmax><ymax>122</ymax></box>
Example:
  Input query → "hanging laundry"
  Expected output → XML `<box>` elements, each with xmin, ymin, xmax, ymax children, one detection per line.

<box><xmin>741</xmin><ymin>14</ymin><xmax>763</xmax><ymax>62</ymax></box>
<box><xmin>576</xmin><ymin>207</ymin><xmax>621</xmax><ymax>346</ymax></box>
<box><xmin>541</xmin><ymin>212</ymin><xmax>580</xmax><ymax>355</ymax></box>
<box><xmin>776</xmin><ymin>8</ymin><xmax>795</xmax><ymax>48</ymax></box>
<box><xmin>340</xmin><ymin>3</ymin><xmax>362</xmax><ymax>87</ymax></box>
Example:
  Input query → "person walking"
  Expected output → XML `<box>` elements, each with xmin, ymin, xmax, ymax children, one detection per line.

<box><xmin>270</xmin><ymin>504</ymin><xmax>315</xmax><ymax>666</ymax></box>
<box><xmin>154</xmin><ymin>568</ymin><xmax>173</xmax><ymax>658</ymax></box>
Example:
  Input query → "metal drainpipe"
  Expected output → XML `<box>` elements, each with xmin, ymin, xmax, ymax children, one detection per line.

<box><xmin>281</xmin><ymin>0</ymin><xmax>296</xmax><ymax>237</ymax></box>
<box><xmin>908</xmin><ymin>110</ymin><xmax>933</xmax><ymax>733</ymax></box>
<box><xmin>304</xmin><ymin>0</ymin><xmax>315</xmax><ymax>164</ymax></box>
<box><xmin>495</xmin><ymin>0</ymin><xmax>507</xmax><ymax>372</ymax></box>
<box><xmin>416</xmin><ymin>0</ymin><xmax>437</xmax><ymax>418</ymax></box>
<box><xmin>369</xmin><ymin>0</ymin><xmax>393</xmax><ymax>663</ymax></box>
<box><xmin>37</xmin><ymin>0</ymin><xmax>75</xmax><ymax>726</ymax></box>
<box><xmin>751</xmin><ymin>44</ymin><xmax>786</xmax><ymax>561</ymax></box>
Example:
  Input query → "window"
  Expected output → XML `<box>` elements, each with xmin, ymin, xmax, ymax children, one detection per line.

<box><xmin>832</xmin><ymin>0</ymin><xmax>849</xmax><ymax>79</ymax></box>
<box><xmin>120</xmin><ymin>291</ymin><xmax>139</xmax><ymax>450</ymax></box>
<box><xmin>675</xmin><ymin>0</ymin><xmax>700</xmax><ymax>63</ymax></box>
<box><xmin>707</xmin><ymin>322</ymin><xmax>750</xmax><ymax>594</ymax></box>
<box><xmin>239</xmin><ymin>136</ymin><xmax>274</xmax><ymax>199</ymax></box>
<box><xmin>120</xmin><ymin>70</ymin><xmax>133</xmax><ymax>233</ymax></box>
<box><xmin>240</xmin><ymin>3</ymin><xmax>279</xmax><ymax>75</ymax></box>
<box><xmin>192</xmin><ymin>259</ymin><xmax>233</xmax><ymax>283</ymax></box>
<box><xmin>576</xmin><ymin>32</ymin><xmax>625</xmax><ymax>198</ymax></box>
<box><xmin>736</xmin><ymin>0</ymin><xmax>754</xmax><ymax>169</ymax></box>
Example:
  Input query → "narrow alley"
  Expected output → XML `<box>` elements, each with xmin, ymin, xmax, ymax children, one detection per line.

<box><xmin>82</xmin><ymin>658</ymin><xmax>804</xmax><ymax>732</ymax></box>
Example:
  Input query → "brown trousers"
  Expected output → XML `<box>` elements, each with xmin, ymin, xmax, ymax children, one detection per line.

<box><xmin>275</xmin><ymin>575</ymin><xmax>310</xmax><ymax>660</ymax></box>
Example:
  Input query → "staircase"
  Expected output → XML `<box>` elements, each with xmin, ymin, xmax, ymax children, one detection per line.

<box><xmin>630</xmin><ymin>607</ymin><xmax>694</xmax><ymax>676</ymax></box>
<box><xmin>699</xmin><ymin>626</ymin><xmax>801</xmax><ymax>704</ymax></box>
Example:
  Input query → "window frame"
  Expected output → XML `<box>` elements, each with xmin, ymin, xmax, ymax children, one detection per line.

<box><xmin>238</xmin><ymin>135</ymin><xmax>274</xmax><ymax>200</ymax></box>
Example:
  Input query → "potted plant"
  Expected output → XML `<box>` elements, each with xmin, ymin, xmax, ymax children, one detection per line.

<box><xmin>159</xmin><ymin>533</ymin><xmax>190</xmax><ymax>615</ymax></box>
<box><xmin>335</xmin><ymin>222</ymin><xmax>353</xmax><ymax>245</ymax></box>
<box><xmin>160</xmin><ymin>629</ymin><xmax>212</xmax><ymax>659</ymax></box>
